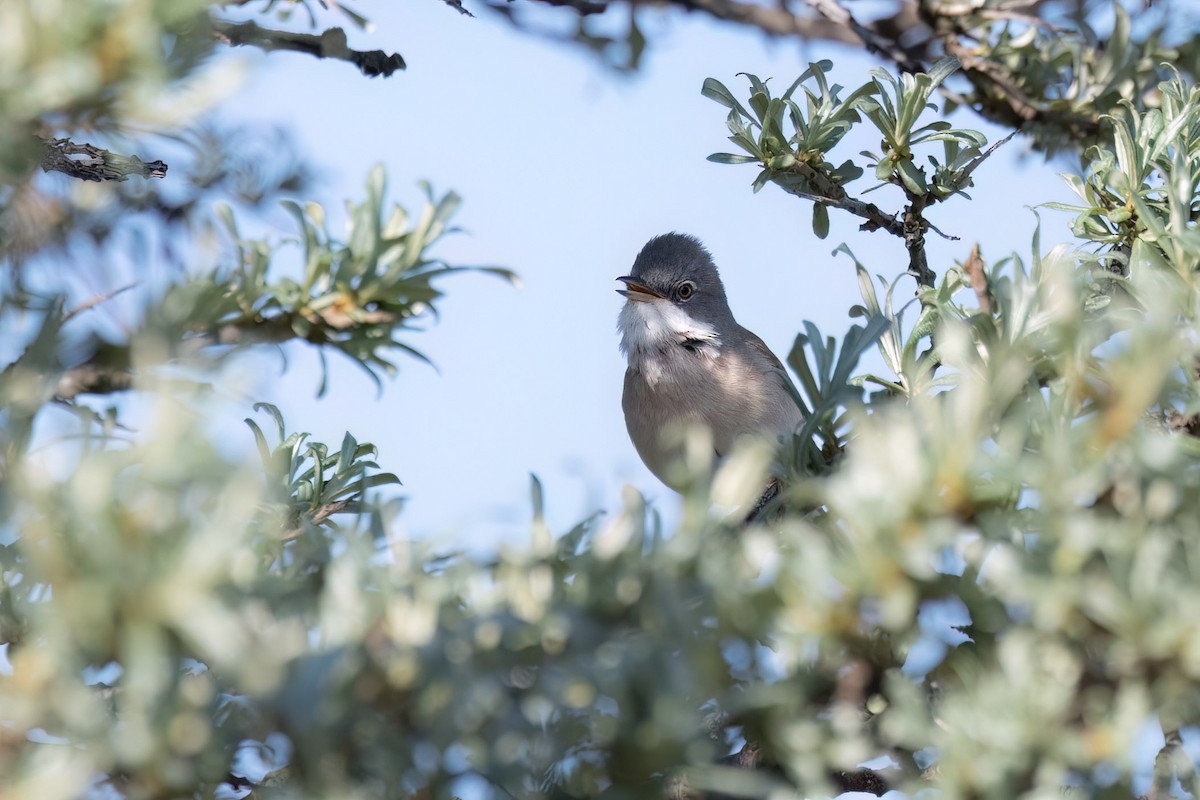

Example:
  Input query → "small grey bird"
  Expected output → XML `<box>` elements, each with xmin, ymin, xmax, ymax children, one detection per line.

<box><xmin>617</xmin><ymin>233</ymin><xmax>803</xmax><ymax>491</ymax></box>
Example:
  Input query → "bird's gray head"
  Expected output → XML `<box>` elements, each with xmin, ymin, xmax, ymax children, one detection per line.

<box><xmin>616</xmin><ymin>233</ymin><xmax>736</xmax><ymax>362</ymax></box>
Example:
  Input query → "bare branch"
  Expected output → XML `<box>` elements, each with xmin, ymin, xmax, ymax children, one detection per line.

<box><xmin>40</xmin><ymin>138</ymin><xmax>167</xmax><ymax>182</ymax></box>
<box><xmin>959</xmin><ymin>128</ymin><xmax>1019</xmax><ymax>185</ymax></box>
<box><xmin>47</xmin><ymin>310</ymin><xmax>345</xmax><ymax>402</ymax></box>
<box><xmin>925</xmin><ymin>219</ymin><xmax>959</xmax><ymax>241</ymax></box>
<box><xmin>508</xmin><ymin>0</ymin><xmax>609</xmax><ymax>13</ymax></box>
<box><xmin>439</xmin><ymin>0</ymin><xmax>476</xmax><ymax>16</ymax></box>
<box><xmin>211</xmin><ymin>18</ymin><xmax>406</xmax><ymax>77</ymax></box>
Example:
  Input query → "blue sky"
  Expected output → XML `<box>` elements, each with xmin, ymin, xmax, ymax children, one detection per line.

<box><xmin>218</xmin><ymin>2</ymin><xmax>1076</xmax><ymax>546</ymax></box>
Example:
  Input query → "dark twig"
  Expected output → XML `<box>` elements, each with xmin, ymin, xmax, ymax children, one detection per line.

<box><xmin>439</xmin><ymin>0</ymin><xmax>476</xmax><ymax>16</ymax></box>
<box><xmin>44</xmin><ymin>304</ymin><xmax>376</xmax><ymax>402</ymax></box>
<box><xmin>743</xmin><ymin>479</ymin><xmax>781</xmax><ymax>524</ymax></box>
<box><xmin>673</xmin><ymin>0</ymin><xmax>860</xmax><ymax>44</ymax></box>
<box><xmin>511</xmin><ymin>0</ymin><xmax>613</xmax><ymax>14</ymax></box>
<box><xmin>39</xmin><ymin>138</ymin><xmax>167</xmax><ymax>182</ymax></box>
<box><xmin>925</xmin><ymin>219</ymin><xmax>959</xmax><ymax>241</ymax></box>
<box><xmin>959</xmin><ymin>129</ymin><xmax>1019</xmax><ymax>185</ymax></box>
<box><xmin>777</xmin><ymin>163</ymin><xmax>904</xmax><ymax>236</ymax></box>
<box><xmin>802</xmin><ymin>0</ymin><xmax>924</xmax><ymax>73</ymax></box>
<box><xmin>211</xmin><ymin>18</ymin><xmax>406</xmax><ymax>77</ymax></box>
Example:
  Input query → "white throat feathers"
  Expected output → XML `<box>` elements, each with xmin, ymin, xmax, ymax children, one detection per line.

<box><xmin>618</xmin><ymin>298</ymin><xmax>721</xmax><ymax>383</ymax></box>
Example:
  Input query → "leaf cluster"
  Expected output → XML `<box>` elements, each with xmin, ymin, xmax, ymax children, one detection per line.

<box><xmin>1049</xmin><ymin>71</ymin><xmax>1200</xmax><ymax>268</ymax></box>
<box><xmin>704</xmin><ymin>59</ymin><xmax>988</xmax><ymax>238</ymax></box>
<box><xmin>244</xmin><ymin>401</ymin><xmax>400</xmax><ymax>535</ymax></box>
<box><xmin>201</xmin><ymin>164</ymin><xmax>513</xmax><ymax>392</ymax></box>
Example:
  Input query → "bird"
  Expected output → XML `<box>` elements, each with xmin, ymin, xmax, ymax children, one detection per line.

<box><xmin>617</xmin><ymin>233</ymin><xmax>804</xmax><ymax>492</ymax></box>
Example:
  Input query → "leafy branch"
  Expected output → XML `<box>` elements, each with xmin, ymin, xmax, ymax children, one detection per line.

<box><xmin>9</xmin><ymin>165</ymin><xmax>514</xmax><ymax>406</ymax></box>
<box><xmin>244</xmin><ymin>402</ymin><xmax>400</xmax><ymax>539</ymax></box>
<box><xmin>704</xmin><ymin>58</ymin><xmax>1003</xmax><ymax>292</ymax></box>
<box><xmin>1045</xmin><ymin>72</ymin><xmax>1200</xmax><ymax>274</ymax></box>
<box><xmin>210</xmin><ymin>17</ymin><xmax>406</xmax><ymax>78</ymax></box>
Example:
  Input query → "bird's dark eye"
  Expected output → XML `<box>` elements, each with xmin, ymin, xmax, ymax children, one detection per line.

<box><xmin>677</xmin><ymin>281</ymin><xmax>696</xmax><ymax>301</ymax></box>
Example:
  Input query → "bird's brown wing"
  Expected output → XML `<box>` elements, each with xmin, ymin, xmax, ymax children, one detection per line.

<box><xmin>738</xmin><ymin>326</ymin><xmax>789</xmax><ymax>372</ymax></box>
<box><xmin>737</xmin><ymin>325</ymin><xmax>806</xmax><ymax>410</ymax></box>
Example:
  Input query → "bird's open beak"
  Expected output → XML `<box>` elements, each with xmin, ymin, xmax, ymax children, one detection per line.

<box><xmin>616</xmin><ymin>276</ymin><xmax>664</xmax><ymax>302</ymax></box>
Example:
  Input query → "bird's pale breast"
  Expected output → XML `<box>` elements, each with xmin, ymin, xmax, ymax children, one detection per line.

<box><xmin>622</xmin><ymin>332</ymin><xmax>802</xmax><ymax>490</ymax></box>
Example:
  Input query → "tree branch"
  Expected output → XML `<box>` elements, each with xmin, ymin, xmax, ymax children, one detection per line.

<box><xmin>508</xmin><ymin>0</ymin><xmax>611</xmax><ymax>14</ymax></box>
<box><xmin>39</xmin><ymin>138</ymin><xmax>167</xmax><ymax>182</ymax></box>
<box><xmin>777</xmin><ymin>162</ymin><xmax>905</xmax><ymax>236</ymax></box>
<box><xmin>515</xmin><ymin>0</ymin><xmax>1108</xmax><ymax>146</ymax></box>
<box><xmin>939</xmin><ymin>34</ymin><xmax>1100</xmax><ymax>140</ymax></box>
<box><xmin>672</xmin><ymin>0</ymin><xmax>861</xmax><ymax>45</ymax></box>
<box><xmin>210</xmin><ymin>18</ymin><xmax>406</xmax><ymax>77</ymax></box>
<box><xmin>903</xmin><ymin>196</ymin><xmax>934</xmax><ymax>288</ymax></box>
<box><xmin>438</xmin><ymin>0</ymin><xmax>476</xmax><ymax>17</ymax></box>
<box><xmin>800</xmin><ymin>0</ymin><xmax>925</xmax><ymax>73</ymax></box>
<box><xmin>47</xmin><ymin>314</ymin><xmax>323</xmax><ymax>401</ymax></box>
<box><xmin>54</xmin><ymin>363</ymin><xmax>135</xmax><ymax>400</ymax></box>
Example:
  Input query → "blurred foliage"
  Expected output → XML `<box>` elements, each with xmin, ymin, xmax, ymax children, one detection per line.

<box><xmin>933</xmin><ymin>2</ymin><xmax>1195</xmax><ymax>150</ymax></box>
<box><xmin>5</xmin><ymin>2</ymin><xmax>1200</xmax><ymax>800</ymax></box>
<box><xmin>1047</xmin><ymin>71</ymin><xmax>1200</xmax><ymax>264</ymax></box>
<box><xmin>229</xmin><ymin>0</ymin><xmax>376</xmax><ymax>32</ymax></box>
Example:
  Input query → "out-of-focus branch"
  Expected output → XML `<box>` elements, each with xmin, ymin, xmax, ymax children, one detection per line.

<box><xmin>48</xmin><ymin>312</ymin><xmax>345</xmax><ymax>401</ymax></box>
<box><xmin>666</xmin><ymin>0</ymin><xmax>861</xmax><ymax>44</ymax></box>
<box><xmin>439</xmin><ymin>0</ymin><xmax>476</xmax><ymax>15</ymax></box>
<box><xmin>800</xmin><ymin>0</ymin><xmax>925</xmax><ymax>72</ymax></box>
<box><xmin>39</xmin><ymin>138</ymin><xmax>167</xmax><ymax>182</ymax></box>
<box><xmin>54</xmin><ymin>363</ymin><xmax>135</xmax><ymax>400</ymax></box>
<box><xmin>515</xmin><ymin>0</ymin><xmax>1113</xmax><ymax>144</ymax></box>
<box><xmin>210</xmin><ymin>18</ymin><xmax>406</xmax><ymax>77</ymax></box>
<box><xmin>939</xmin><ymin>34</ymin><xmax>1100</xmax><ymax>138</ymax></box>
<box><xmin>516</xmin><ymin>0</ymin><xmax>609</xmax><ymax>13</ymax></box>
<box><xmin>671</xmin><ymin>739</ymin><xmax>891</xmax><ymax>798</ymax></box>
